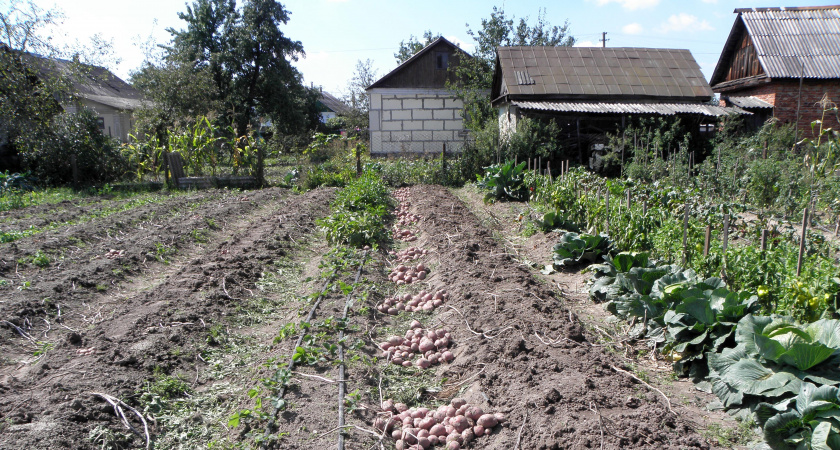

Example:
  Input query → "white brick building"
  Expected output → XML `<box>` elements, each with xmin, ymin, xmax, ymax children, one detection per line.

<box><xmin>367</xmin><ymin>38</ymin><xmax>470</xmax><ymax>155</ymax></box>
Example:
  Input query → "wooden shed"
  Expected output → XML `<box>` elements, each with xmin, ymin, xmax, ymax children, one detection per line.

<box><xmin>491</xmin><ymin>46</ymin><xmax>745</xmax><ymax>163</ymax></box>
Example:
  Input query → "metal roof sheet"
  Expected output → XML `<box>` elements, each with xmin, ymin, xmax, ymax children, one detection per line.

<box><xmin>495</xmin><ymin>46</ymin><xmax>712</xmax><ymax>101</ymax></box>
<box><xmin>740</xmin><ymin>7</ymin><xmax>840</xmax><ymax>78</ymax></box>
<box><xmin>318</xmin><ymin>91</ymin><xmax>352</xmax><ymax>115</ymax></box>
<box><xmin>511</xmin><ymin>101</ymin><xmax>748</xmax><ymax>117</ymax></box>
<box><xmin>724</xmin><ymin>96</ymin><xmax>774</xmax><ymax>109</ymax></box>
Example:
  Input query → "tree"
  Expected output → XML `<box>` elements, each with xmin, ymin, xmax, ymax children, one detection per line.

<box><xmin>336</xmin><ymin>59</ymin><xmax>379</xmax><ymax>138</ymax></box>
<box><xmin>165</xmin><ymin>0</ymin><xmax>319</xmax><ymax>138</ymax></box>
<box><xmin>394</xmin><ymin>30</ymin><xmax>441</xmax><ymax>65</ymax></box>
<box><xmin>0</xmin><ymin>0</ymin><xmax>124</xmax><ymax>179</ymax></box>
<box><xmin>449</xmin><ymin>7</ymin><xmax>575</xmax><ymax>131</ymax></box>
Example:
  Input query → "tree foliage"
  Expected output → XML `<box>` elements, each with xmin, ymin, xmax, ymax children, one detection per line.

<box><xmin>394</xmin><ymin>30</ymin><xmax>441</xmax><ymax>65</ymax></box>
<box><xmin>449</xmin><ymin>7</ymin><xmax>575</xmax><ymax>131</ymax></box>
<box><xmin>158</xmin><ymin>0</ymin><xmax>319</xmax><ymax>138</ymax></box>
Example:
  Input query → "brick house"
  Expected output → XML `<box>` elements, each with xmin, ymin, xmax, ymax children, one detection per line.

<box><xmin>711</xmin><ymin>6</ymin><xmax>840</xmax><ymax>135</ymax></box>
<box><xmin>366</xmin><ymin>37</ymin><xmax>471</xmax><ymax>155</ymax></box>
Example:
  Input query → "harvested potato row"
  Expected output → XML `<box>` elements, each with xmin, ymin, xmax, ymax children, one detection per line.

<box><xmin>373</xmin><ymin>397</ymin><xmax>505</xmax><ymax>449</ymax></box>
<box><xmin>389</xmin><ymin>246</ymin><xmax>429</xmax><ymax>263</ymax></box>
<box><xmin>397</xmin><ymin>203</ymin><xmax>421</xmax><ymax>227</ymax></box>
<box><xmin>376</xmin><ymin>289</ymin><xmax>449</xmax><ymax>314</ymax></box>
<box><xmin>388</xmin><ymin>263</ymin><xmax>428</xmax><ymax>284</ymax></box>
<box><xmin>393</xmin><ymin>187</ymin><xmax>411</xmax><ymax>202</ymax></box>
<box><xmin>379</xmin><ymin>321</ymin><xmax>454</xmax><ymax>369</ymax></box>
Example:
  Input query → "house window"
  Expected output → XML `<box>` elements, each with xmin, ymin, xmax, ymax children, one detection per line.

<box><xmin>97</xmin><ymin>117</ymin><xmax>105</xmax><ymax>129</ymax></box>
<box><xmin>436</xmin><ymin>52</ymin><xmax>449</xmax><ymax>70</ymax></box>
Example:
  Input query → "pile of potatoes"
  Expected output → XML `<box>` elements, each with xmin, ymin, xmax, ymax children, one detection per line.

<box><xmin>373</xmin><ymin>397</ymin><xmax>505</xmax><ymax>449</ymax></box>
<box><xmin>377</xmin><ymin>289</ymin><xmax>449</xmax><ymax>314</ymax></box>
<box><xmin>389</xmin><ymin>263</ymin><xmax>428</xmax><ymax>285</ymax></box>
<box><xmin>380</xmin><ymin>320</ymin><xmax>454</xmax><ymax>369</ymax></box>
<box><xmin>393</xmin><ymin>227</ymin><xmax>419</xmax><ymax>242</ymax></box>
<box><xmin>389</xmin><ymin>246</ymin><xmax>429</xmax><ymax>263</ymax></box>
<box><xmin>394</xmin><ymin>187</ymin><xmax>411</xmax><ymax>203</ymax></box>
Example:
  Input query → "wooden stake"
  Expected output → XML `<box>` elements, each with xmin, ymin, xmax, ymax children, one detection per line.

<box><xmin>835</xmin><ymin>216</ymin><xmax>839</xmax><ymax>237</ymax></box>
<box><xmin>643</xmin><ymin>200</ymin><xmax>648</xmax><ymax>217</ymax></box>
<box><xmin>722</xmin><ymin>214</ymin><xmax>730</xmax><ymax>253</ymax></box>
<box><xmin>704</xmin><ymin>224</ymin><xmax>711</xmax><ymax>257</ymax></box>
<box><xmin>761</xmin><ymin>229</ymin><xmax>768</xmax><ymax>252</ymax></box>
<box><xmin>71</xmin><ymin>155</ymin><xmax>79</xmax><ymax>190</ymax></box>
<box><xmin>547</xmin><ymin>161</ymin><xmax>551</xmax><ymax>181</ymax></box>
<box><xmin>605</xmin><ymin>189</ymin><xmax>610</xmax><ymax>234</ymax></box>
<box><xmin>682</xmin><ymin>201</ymin><xmax>690</xmax><ymax>265</ymax></box>
<box><xmin>626</xmin><ymin>190</ymin><xmax>631</xmax><ymax>209</ymax></box>
<box><xmin>797</xmin><ymin>207</ymin><xmax>809</xmax><ymax>277</ymax></box>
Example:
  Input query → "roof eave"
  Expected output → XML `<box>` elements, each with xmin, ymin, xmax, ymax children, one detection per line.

<box><xmin>366</xmin><ymin>37</ymin><xmax>470</xmax><ymax>91</ymax></box>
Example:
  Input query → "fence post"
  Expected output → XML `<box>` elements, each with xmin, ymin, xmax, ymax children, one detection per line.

<box><xmin>626</xmin><ymin>190</ymin><xmax>631</xmax><ymax>209</ymax></box>
<box><xmin>835</xmin><ymin>215</ymin><xmax>839</xmax><ymax>237</ymax></box>
<box><xmin>682</xmin><ymin>201</ymin><xmax>690</xmax><ymax>265</ymax></box>
<box><xmin>547</xmin><ymin>161</ymin><xmax>552</xmax><ymax>182</ymax></box>
<box><xmin>796</xmin><ymin>207</ymin><xmax>809</xmax><ymax>277</ymax></box>
<box><xmin>71</xmin><ymin>155</ymin><xmax>79</xmax><ymax>190</ymax></box>
<box><xmin>704</xmin><ymin>224</ymin><xmax>711</xmax><ymax>257</ymax></box>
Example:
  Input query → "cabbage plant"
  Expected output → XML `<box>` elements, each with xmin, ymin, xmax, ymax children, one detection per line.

<box><xmin>706</xmin><ymin>315</ymin><xmax>840</xmax><ymax>416</ymax></box>
<box><xmin>550</xmin><ymin>231</ymin><xmax>612</xmax><ymax>267</ymax></box>
<box><xmin>755</xmin><ymin>382</ymin><xmax>840</xmax><ymax>450</ymax></box>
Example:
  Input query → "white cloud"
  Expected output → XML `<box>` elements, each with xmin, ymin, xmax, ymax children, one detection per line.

<box><xmin>592</xmin><ymin>0</ymin><xmax>660</xmax><ymax>11</ymax></box>
<box><xmin>445</xmin><ymin>35</ymin><xmax>475</xmax><ymax>53</ymax></box>
<box><xmin>574</xmin><ymin>40</ymin><xmax>600</xmax><ymax>47</ymax></box>
<box><xmin>658</xmin><ymin>13</ymin><xmax>714</xmax><ymax>33</ymax></box>
<box><xmin>622</xmin><ymin>23</ymin><xmax>644</xmax><ymax>35</ymax></box>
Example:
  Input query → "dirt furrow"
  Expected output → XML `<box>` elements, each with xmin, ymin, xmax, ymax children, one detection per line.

<box><xmin>0</xmin><ymin>188</ymin><xmax>334</xmax><ymax>449</ymax></box>
<box><xmin>401</xmin><ymin>184</ymin><xmax>709</xmax><ymax>450</ymax></box>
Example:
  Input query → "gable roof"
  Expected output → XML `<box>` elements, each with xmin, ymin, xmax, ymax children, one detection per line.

<box><xmin>366</xmin><ymin>37</ymin><xmax>468</xmax><ymax>90</ymax></box>
<box><xmin>711</xmin><ymin>6</ymin><xmax>840</xmax><ymax>85</ymax></box>
<box><xmin>318</xmin><ymin>91</ymin><xmax>352</xmax><ymax>115</ymax></box>
<box><xmin>36</xmin><ymin>56</ymin><xmax>146</xmax><ymax>110</ymax></box>
<box><xmin>492</xmin><ymin>46</ymin><xmax>712</xmax><ymax>105</ymax></box>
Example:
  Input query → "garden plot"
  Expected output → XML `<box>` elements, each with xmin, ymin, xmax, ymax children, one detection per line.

<box><xmin>0</xmin><ymin>184</ymin><xmax>717</xmax><ymax>449</ymax></box>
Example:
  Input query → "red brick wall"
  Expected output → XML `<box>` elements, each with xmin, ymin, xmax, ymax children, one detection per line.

<box><xmin>730</xmin><ymin>79</ymin><xmax>840</xmax><ymax>137</ymax></box>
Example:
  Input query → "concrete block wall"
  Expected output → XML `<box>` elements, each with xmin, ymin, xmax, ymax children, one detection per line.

<box><xmin>368</xmin><ymin>90</ymin><xmax>467</xmax><ymax>154</ymax></box>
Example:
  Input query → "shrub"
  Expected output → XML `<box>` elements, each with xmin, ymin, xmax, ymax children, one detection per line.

<box><xmin>16</xmin><ymin>108</ymin><xmax>128</xmax><ymax>185</ymax></box>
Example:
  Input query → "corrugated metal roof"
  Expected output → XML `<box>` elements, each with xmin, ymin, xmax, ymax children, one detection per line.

<box><xmin>740</xmin><ymin>7</ymin><xmax>840</xmax><ymax>78</ymax></box>
<box><xmin>511</xmin><ymin>101</ymin><xmax>748</xmax><ymax>117</ymax></box>
<box><xmin>30</xmin><ymin>55</ymin><xmax>146</xmax><ymax>110</ymax></box>
<box><xmin>724</xmin><ymin>96</ymin><xmax>773</xmax><ymax>109</ymax></box>
<box><xmin>495</xmin><ymin>47</ymin><xmax>712</xmax><ymax>101</ymax></box>
<box><xmin>318</xmin><ymin>91</ymin><xmax>352</xmax><ymax>115</ymax></box>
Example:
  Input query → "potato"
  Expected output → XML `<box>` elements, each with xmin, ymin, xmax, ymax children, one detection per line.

<box><xmin>429</xmin><ymin>423</ymin><xmax>446</xmax><ymax>437</ymax></box>
<box><xmin>417</xmin><ymin>437</ymin><xmax>431</xmax><ymax>449</ymax></box>
<box><xmin>392</xmin><ymin>357</ymin><xmax>404</xmax><ymax>366</ymax></box>
<box><xmin>451</xmin><ymin>415</ymin><xmax>470</xmax><ymax>432</ymax></box>
<box><xmin>493</xmin><ymin>412</ymin><xmax>506</xmax><ymax>423</ymax></box>
<box><xmin>395</xmin><ymin>302</ymin><xmax>405</xmax><ymax>311</ymax></box>
<box><xmin>416</xmin><ymin>358</ymin><xmax>431</xmax><ymax>369</ymax></box>
<box><xmin>402</xmin><ymin>360</ymin><xmax>412</xmax><ymax>367</ymax></box>
<box><xmin>417</xmin><ymin>428</ymin><xmax>430</xmax><ymax>438</ymax></box>
<box><xmin>395</xmin><ymin>439</ymin><xmax>406</xmax><ymax>450</ymax></box>
<box><xmin>476</xmin><ymin>414</ymin><xmax>498</xmax><ymax>428</ymax></box>
<box><xmin>395</xmin><ymin>403</ymin><xmax>408</xmax><ymax>413</ymax></box>
<box><xmin>445</xmin><ymin>405</ymin><xmax>457</xmax><ymax>417</ymax></box>
<box><xmin>456</xmin><ymin>405</ymin><xmax>467</xmax><ymax>416</ymax></box>
<box><xmin>466</xmin><ymin>406</ymin><xmax>484</xmax><ymax>421</ymax></box>
<box><xmin>381</xmin><ymin>400</ymin><xmax>395</xmax><ymax>412</ymax></box>
<box><xmin>442</xmin><ymin>351</ymin><xmax>455</xmax><ymax>362</ymax></box>
<box><xmin>473</xmin><ymin>425</ymin><xmax>485</xmax><ymax>436</ymax></box>
<box><xmin>392</xmin><ymin>429</ymin><xmax>403</xmax><ymax>440</ymax></box>
<box><xmin>461</xmin><ymin>428</ymin><xmax>475</xmax><ymax>444</ymax></box>
<box><xmin>446</xmin><ymin>442</ymin><xmax>460</xmax><ymax>450</ymax></box>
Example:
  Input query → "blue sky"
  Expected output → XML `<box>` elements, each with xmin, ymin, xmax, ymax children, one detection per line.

<box><xmin>29</xmin><ymin>0</ymin><xmax>839</xmax><ymax>97</ymax></box>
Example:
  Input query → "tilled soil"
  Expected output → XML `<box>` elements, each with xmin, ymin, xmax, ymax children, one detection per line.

<box><xmin>0</xmin><ymin>188</ymin><xmax>335</xmax><ymax>448</ymax></box>
<box><xmin>0</xmin><ymin>184</ymin><xmax>717</xmax><ymax>449</ymax></box>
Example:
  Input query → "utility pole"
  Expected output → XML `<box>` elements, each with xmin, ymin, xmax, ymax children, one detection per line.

<box><xmin>600</xmin><ymin>32</ymin><xmax>609</xmax><ymax>48</ymax></box>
